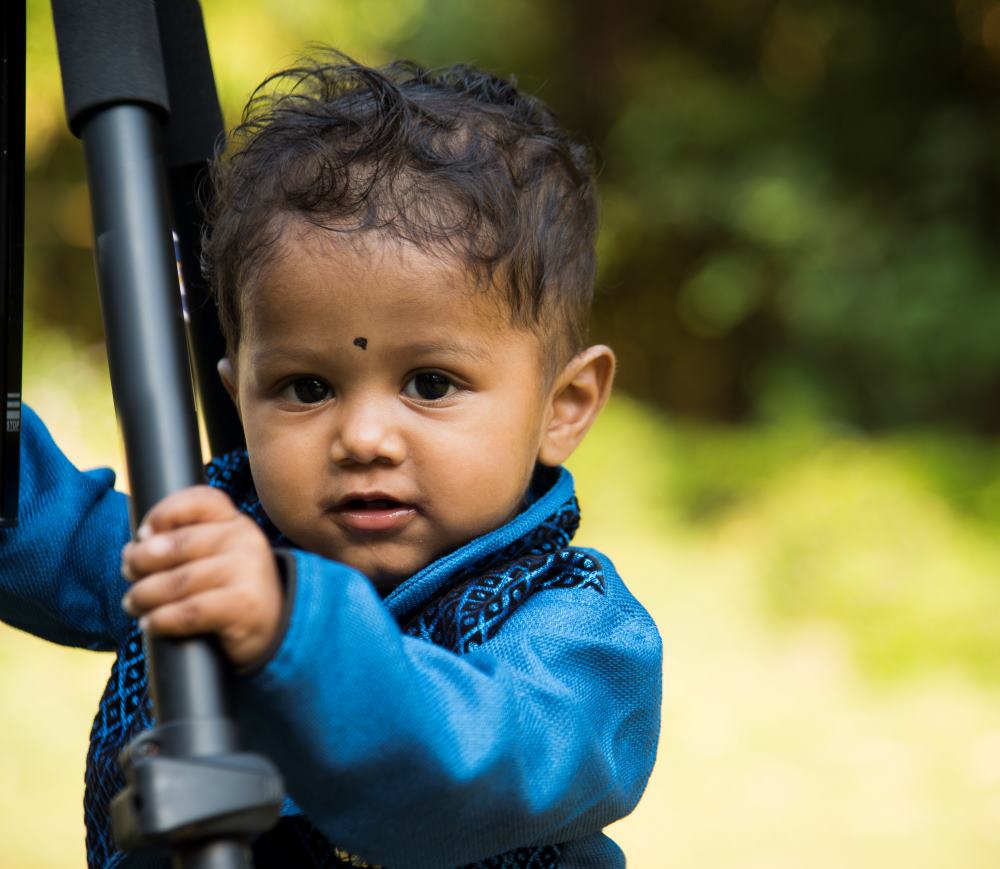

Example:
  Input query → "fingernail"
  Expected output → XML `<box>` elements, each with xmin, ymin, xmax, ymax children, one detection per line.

<box><xmin>137</xmin><ymin>524</ymin><xmax>152</xmax><ymax>541</ymax></box>
<box><xmin>120</xmin><ymin>558</ymin><xmax>134</xmax><ymax>582</ymax></box>
<box><xmin>121</xmin><ymin>594</ymin><xmax>135</xmax><ymax>617</ymax></box>
<box><xmin>139</xmin><ymin>616</ymin><xmax>150</xmax><ymax>632</ymax></box>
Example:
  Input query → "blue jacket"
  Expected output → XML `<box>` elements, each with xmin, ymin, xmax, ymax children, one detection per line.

<box><xmin>0</xmin><ymin>406</ymin><xmax>662</xmax><ymax>868</ymax></box>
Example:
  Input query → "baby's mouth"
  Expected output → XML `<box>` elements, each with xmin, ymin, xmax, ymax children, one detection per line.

<box><xmin>330</xmin><ymin>495</ymin><xmax>417</xmax><ymax>533</ymax></box>
<box><xmin>343</xmin><ymin>498</ymin><xmax>399</xmax><ymax>510</ymax></box>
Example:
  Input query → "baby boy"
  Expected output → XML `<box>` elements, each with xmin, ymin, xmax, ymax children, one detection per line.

<box><xmin>2</xmin><ymin>54</ymin><xmax>661</xmax><ymax>868</ymax></box>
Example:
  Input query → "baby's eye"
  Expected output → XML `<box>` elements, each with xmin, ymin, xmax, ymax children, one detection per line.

<box><xmin>403</xmin><ymin>372</ymin><xmax>457</xmax><ymax>401</ymax></box>
<box><xmin>282</xmin><ymin>377</ymin><xmax>332</xmax><ymax>404</ymax></box>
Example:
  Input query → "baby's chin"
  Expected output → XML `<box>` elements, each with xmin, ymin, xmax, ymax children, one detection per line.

<box><xmin>362</xmin><ymin>565</ymin><xmax>412</xmax><ymax>597</ymax></box>
<box><xmin>286</xmin><ymin>522</ymin><xmax>473</xmax><ymax>595</ymax></box>
<box><xmin>334</xmin><ymin>549</ymin><xmax>433</xmax><ymax>597</ymax></box>
<box><xmin>273</xmin><ymin>524</ymin><xmax>436</xmax><ymax>594</ymax></box>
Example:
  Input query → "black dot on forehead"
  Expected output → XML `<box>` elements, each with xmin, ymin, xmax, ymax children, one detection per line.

<box><xmin>353</xmin><ymin>337</ymin><xmax>368</xmax><ymax>350</ymax></box>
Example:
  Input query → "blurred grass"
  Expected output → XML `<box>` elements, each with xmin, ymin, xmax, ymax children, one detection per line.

<box><xmin>573</xmin><ymin>398</ymin><xmax>1000</xmax><ymax>686</ymax></box>
<box><xmin>2</xmin><ymin>333</ymin><xmax>999</xmax><ymax>866</ymax></box>
<box><xmin>568</xmin><ymin>400</ymin><xmax>1000</xmax><ymax>867</ymax></box>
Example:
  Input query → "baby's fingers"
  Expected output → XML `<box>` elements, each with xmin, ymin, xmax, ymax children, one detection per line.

<box><xmin>122</xmin><ymin>519</ymin><xmax>243</xmax><ymax>580</ymax></box>
<box><xmin>134</xmin><ymin>581</ymin><xmax>279</xmax><ymax>667</ymax></box>
<box><xmin>138</xmin><ymin>485</ymin><xmax>239</xmax><ymax>537</ymax></box>
<box><xmin>136</xmin><ymin>587</ymin><xmax>235</xmax><ymax>640</ymax></box>
<box><xmin>122</xmin><ymin>555</ymin><xmax>229</xmax><ymax>616</ymax></box>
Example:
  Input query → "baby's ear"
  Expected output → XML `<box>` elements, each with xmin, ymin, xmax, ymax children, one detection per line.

<box><xmin>538</xmin><ymin>345</ymin><xmax>615</xmax><ymax>467</ymax></box>
<box><xmin>217</xmin><ymin>358</ymin><xmax>240</xmax><ymax>412</ymax></box>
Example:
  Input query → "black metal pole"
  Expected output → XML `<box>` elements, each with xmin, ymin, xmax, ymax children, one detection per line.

<box><xmin>82</xmin><ymin>106</ymin><xmax>207</xmax><ymax>532</ymax></box>
<box><xmin>49</xmin><ymin>1</ymin><xmax>281</xmax><ymax>865</ymax></box>
<box><xmin>156</xmin><ymin>0</ymin><xmax>245</xmax><ymax>457</ymax></box>
<box><xmin>81</xmin><ymin>102</ymin><xmax>238</xmax><ymax>729</ymax></box>
<box><xmin>168</xmin><ymin>162</ymin><xmax>246</xmax><ymax>458</ymax></box>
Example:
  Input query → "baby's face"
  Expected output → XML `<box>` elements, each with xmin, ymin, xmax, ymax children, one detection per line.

<box><xmin>226</xmin><ymin>227</ymin><xmax>553</xmax><ymax>594</ymax></box>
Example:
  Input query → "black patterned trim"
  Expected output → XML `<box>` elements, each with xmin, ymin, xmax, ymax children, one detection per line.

<box><xmin>405</xmin><ymin>548</ymin><xmax>605</xmax><ymax>653</ymax></box>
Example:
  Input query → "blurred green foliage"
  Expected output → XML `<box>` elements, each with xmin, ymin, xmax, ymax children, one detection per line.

<box><xmin>22</xmin><ymin>0</ymin><xmax>1000</xmax><ymax>431</ymax></box>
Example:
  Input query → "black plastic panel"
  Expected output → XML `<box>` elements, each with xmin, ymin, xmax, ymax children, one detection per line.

<box><xmin>0</xmin><ymin>0</ymin><xmax>25</xmax><ymax>527</ymax></box>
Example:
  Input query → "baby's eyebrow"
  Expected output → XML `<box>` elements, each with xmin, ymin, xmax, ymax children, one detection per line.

<box><xmin>248</xmin><ymin>340</ymin><xmax>492</xmax><ymax>368</ymax></box>
<box><xmin>403</xmin><ymin>339</ymin><xmax>493</xmax><ymax>363</ymax></box>
<box><xmin>248</xmin><ymin>346</ymin><xmax>334</xmax><ymax>372</ymax></box>
<box><xmin>249</xmin><ymin>347</ymin><xmax>302</xmax><ymax>367</ymax></box>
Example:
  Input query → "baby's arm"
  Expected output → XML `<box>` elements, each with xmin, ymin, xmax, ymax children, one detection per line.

<box><xmin>0</xmin><ymin>405</ymin><xmax>133</xmax><ymax>649</ymax></box>
<box><xmin>235</xmin><ymin>551</ymin><xmax>661</xmax><ymax>867</ymax></box>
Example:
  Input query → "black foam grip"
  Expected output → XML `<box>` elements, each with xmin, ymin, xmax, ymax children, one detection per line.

<box><xmin>156</xmin><ymin>0</ymin><xmax>225</xmax><ymax>166</ymax></box>
<box><xmin>51</xmin><ymin>0</ymin><xmax>169</xmax><ymax>136</ymax></box>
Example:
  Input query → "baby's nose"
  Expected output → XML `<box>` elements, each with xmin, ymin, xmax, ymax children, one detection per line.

<box><xmin>329</xmin><ymin>399</ymin><xmax>406</xmax><ymax>466</ymax></box>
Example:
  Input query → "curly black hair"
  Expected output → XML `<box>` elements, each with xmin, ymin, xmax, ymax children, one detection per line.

<box><xmin>202</xmin><ymin>50</ymin><xmax>598</xmax><ymax>369</ymax></box>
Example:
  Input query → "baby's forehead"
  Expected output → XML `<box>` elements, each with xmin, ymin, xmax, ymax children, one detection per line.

<box><xmin>255</xmin><ymin>222</ymin><xmax>508</xmax><ymax>321</ymax></box>
<box><xmin>241</xmin><ymin>224</ymin><xmax>552</xmax><ymax>357</ymax></box>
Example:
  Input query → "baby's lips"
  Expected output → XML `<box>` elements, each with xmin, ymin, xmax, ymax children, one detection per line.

<box><xmin>329</xmin><ymin>500</ymin><xmax>418</xmax><ymax>533</ymax></box>
<box><xmin>333</xmin><ymin>490</ymin><xmax>400</xmax><ymax>508</ymax></box>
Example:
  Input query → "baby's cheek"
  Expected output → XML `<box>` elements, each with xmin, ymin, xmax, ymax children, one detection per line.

<box><xmin>443</xmin><ymin>470</ymin><xmax>527</xmax><ymax>541</ymax></box>
<box><xmin>247</xmin><ymin>460</ymin><xmax>306</xmax><ymax>535</ymax></box>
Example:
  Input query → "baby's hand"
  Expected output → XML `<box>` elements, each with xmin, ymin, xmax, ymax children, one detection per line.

<box><xmin>120</xmin><ymin>486</ymin><xmax>283</xmax><ymax>669</ymax></box>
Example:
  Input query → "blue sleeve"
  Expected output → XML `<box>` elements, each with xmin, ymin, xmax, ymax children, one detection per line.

<box><xmin>236</xmin><ymin>548</ymin><xmax>662</xmax><ymax>868</ymax></box>
<box><xmin>0</xmin><ymin>405</ymin><xmax>133</xmax><ymax>650</ymax></box>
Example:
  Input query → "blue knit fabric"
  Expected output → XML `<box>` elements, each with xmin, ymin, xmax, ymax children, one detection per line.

<box><xmin>1</xmin><ymin>407</ymin><xmax>662</xmax><ymax>868</ymax></box>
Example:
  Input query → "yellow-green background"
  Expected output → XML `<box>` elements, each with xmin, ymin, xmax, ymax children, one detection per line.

<box><xmin>4</xmin><ymin>1</ymin><xmax>1000</xmax><ymax>866</ymax></box>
